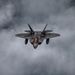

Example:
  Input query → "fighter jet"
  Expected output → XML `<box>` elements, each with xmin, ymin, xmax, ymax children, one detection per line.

<box><xmin>15</xmin><ymin>24</ymin><xmax>60</xmax><ymax>49</ymax></box>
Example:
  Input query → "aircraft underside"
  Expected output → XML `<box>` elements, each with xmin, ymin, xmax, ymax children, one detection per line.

<box><xmin>15</xmin><ymin>24</ymin><xmax>60</xmax><ymax>49</ymax></box>
<box><xmin>25</xmin><ymin>37</ymin><xmax>50</xmax><ymax>49</ymax></box>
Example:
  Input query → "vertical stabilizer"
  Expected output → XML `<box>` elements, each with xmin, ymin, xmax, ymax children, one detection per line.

<box><xmin>28</xmin><ymin>24</ymin><xmax>34</xmax><ymax>32</ymax></box>
<box><xmin>43</xmin><ymin>24</ymin><xmax>48</xmax><ymax>32</ymax></box>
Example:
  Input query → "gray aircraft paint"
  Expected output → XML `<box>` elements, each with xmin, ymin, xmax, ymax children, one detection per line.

<box><xmin>15</xmin><ymin>24</ymin><xmax>60</xmax><ymax>49</ymax></box>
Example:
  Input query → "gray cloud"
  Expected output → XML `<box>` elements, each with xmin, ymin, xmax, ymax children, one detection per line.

<box><xmin>0</xmin><ymin>0</ymin><xmax>75</xmax><ymax>75</ymax></box>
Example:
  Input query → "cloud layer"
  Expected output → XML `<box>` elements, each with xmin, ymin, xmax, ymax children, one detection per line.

<box><xmin>0</xmin><ymin>0</ymin><xmax>75</xmax><ymax>75</ymax></box>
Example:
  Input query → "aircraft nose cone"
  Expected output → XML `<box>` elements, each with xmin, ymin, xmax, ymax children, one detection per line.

<box><xmin>34</xmin><ymin>46</ymin><xmax>37</xmax><ymax>49</ymax></box>
<box><xmin>33</xmin><ymin>43</ymin><xmax>38</xmax><ymax>49</ymax></box>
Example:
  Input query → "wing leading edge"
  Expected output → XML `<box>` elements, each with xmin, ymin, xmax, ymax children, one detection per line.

<box><xmin>44</xmin><ymin>33</ymin><xmax>60</xmax><ymax>39</ymax></box>
<box><xmin>15</xmin><ymin>33</ymin><xmax>31</xmax><ymax>39</ymax></box>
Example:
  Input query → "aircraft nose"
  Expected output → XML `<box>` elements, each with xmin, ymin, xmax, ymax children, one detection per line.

<box><xmin>34</xmin><ymin>46</ymin><xmax>37</xmax><ymax>49</ymax></box>
<box><xmin>33</xmin><ymin>43</ymin><xmax>38</xmax><ymax>49</ymax></box>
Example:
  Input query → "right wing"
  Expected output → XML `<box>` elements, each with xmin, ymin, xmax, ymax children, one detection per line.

<box><xmin>44</xmin><ymin>33</ymin><xmax>60</xmax><ymax>39</ymax></box>
<box><xmin>15</xmin><ymin>33</ymin><xmax>31</xmax><ymax>39</ymax></box>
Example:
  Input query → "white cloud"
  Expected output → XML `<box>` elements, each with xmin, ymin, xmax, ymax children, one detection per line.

<box><xmin>0</xmin><ymin>0</ymin><xmax>75</xmax><ymax>75</ymax></box>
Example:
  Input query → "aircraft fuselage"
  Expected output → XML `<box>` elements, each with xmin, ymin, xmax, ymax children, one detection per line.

<box><xmin>15</xmin><ymin>24</ymin><xmax>60</xmax><ymax>49</ymax></box>
<box><xmin>30</xmin><ymin>32</ymin><xmax>44</xmax><ymax>49</ymax></box>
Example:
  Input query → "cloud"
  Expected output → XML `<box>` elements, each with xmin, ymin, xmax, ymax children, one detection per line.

<box><xmin>0</xmin><ymin>0</ymin><xmax>75</xmax><ymax>75</ymax></box>
<box><xmin>0</xmin><ymin>3</ymin><xmax>14</xmax><ymax>26</ymax></box>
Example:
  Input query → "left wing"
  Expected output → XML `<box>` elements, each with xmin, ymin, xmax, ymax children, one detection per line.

<box><xmin>15</xmin><ymin>33</ymin><xmax>31</xmax><ymax>39</ymax></box>
<box><xmin>44</xmin><ymin>33</ymin><xmax>60</xmax><ymax>39</ymax></box>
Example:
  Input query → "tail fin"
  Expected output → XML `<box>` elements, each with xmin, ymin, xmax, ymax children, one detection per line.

<box><xmin>28</xmin><ymin>24</ymin><xmax>34</xmax><ymax>32</ymax></box>
<box><xmin>43</xmin><ymin>24</ymin><xmax>48</xmax><ymax>32</ymax></box>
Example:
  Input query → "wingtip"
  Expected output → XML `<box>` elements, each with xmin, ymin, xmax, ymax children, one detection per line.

<box><xmin>58</xmin><ymin>34</ymin><xmax>60</xmax><ymax>36</ymax></box>
<box><xmin>15</xmin><ymin>34</ymin><xmax>19</xmax><ymax>37</ymax></box>
<box><xmin>15</xmin><ymin>35</ymin><xmax>17</xmax><ymax>37</ymax></box>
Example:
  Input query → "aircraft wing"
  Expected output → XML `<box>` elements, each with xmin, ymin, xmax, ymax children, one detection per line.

<box><xmin>15</xmin><ymin>33</ymin><xmax>31</xmax><ymax>39</ymax></box>
<box><xmin>44</xmin><ymin>33</ymin><xmax>60</xmax><ymax>39</ymax></box>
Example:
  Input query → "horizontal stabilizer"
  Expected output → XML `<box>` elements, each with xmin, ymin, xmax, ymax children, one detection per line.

<box><xmin>45</xmin><ymin>30</ymin><xmax>53</xmax><ymax>32</ymax></box>
<box><xmin>24</xmin><ymin>30</ymin><xmax>31</xmax><ymax>32</ymax></box>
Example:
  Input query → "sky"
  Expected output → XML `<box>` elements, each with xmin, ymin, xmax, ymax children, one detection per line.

<box><xmin>0</xmin><ymin>0</ymin><xmax>75</xmax><ymax>75</ymax></box>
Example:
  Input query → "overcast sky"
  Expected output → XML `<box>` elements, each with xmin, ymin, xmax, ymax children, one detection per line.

<box><xmin>0</xmin><ymin>0</ymin><xmax>75</xmax><ymax>75</ymax></box>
